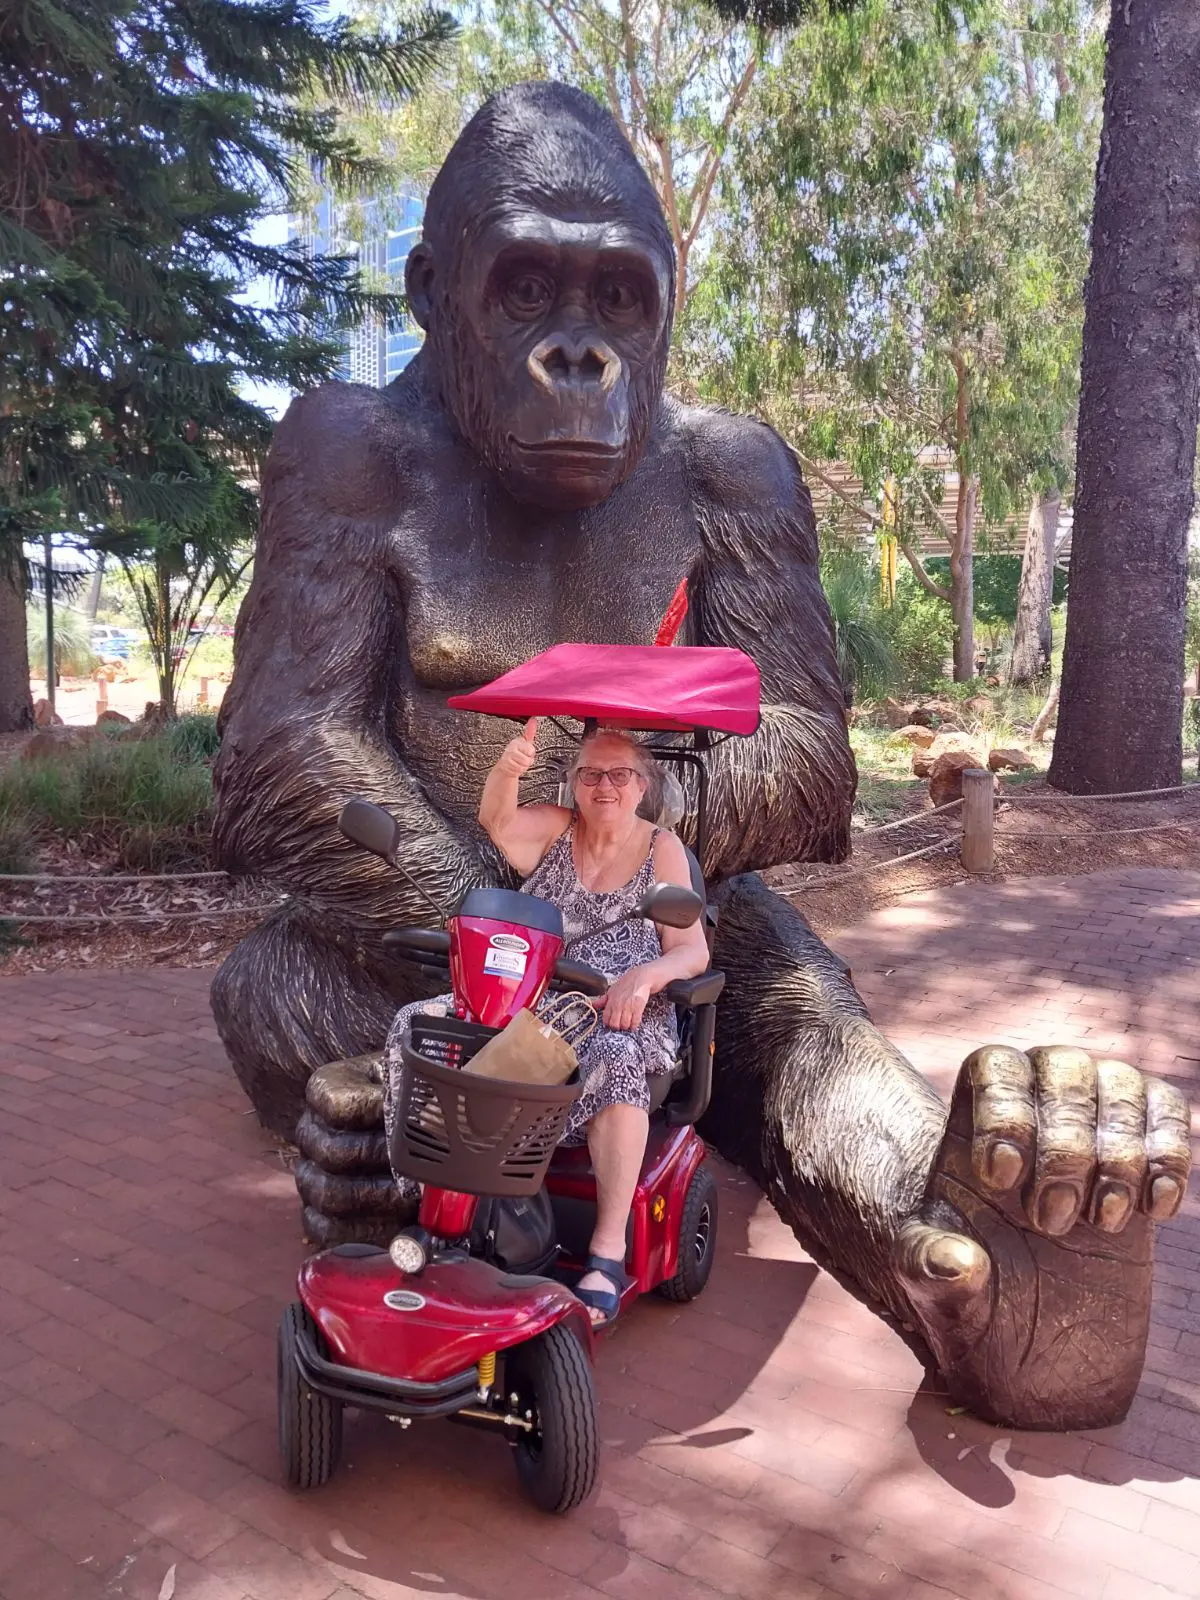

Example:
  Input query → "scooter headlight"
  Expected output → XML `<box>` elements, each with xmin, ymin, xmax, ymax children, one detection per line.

<box><xmin>388</xmin><ymin>1231</ymin><xmax>428</xmax><ymax>1276</ymax></box>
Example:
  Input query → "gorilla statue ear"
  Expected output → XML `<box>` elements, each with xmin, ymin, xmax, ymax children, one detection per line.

<box><xmin>404</xmin><ymin>242</ymin><xmax>436</xmax><ymax>331</ymax></box>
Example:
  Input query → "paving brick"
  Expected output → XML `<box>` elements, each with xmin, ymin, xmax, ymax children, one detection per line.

<box><xmin>204</xmin><ymin>1528</ymin><xmax>342</xmax><ymax>1600</ymax></box>
<box><xmin>120</xmin><ymin>1481</ymin><xmax>246</xmax><ymax>1560</ymax></box>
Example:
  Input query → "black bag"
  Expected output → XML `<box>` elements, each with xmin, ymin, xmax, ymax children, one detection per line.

<box><xmin>468</xmin><ymin>1188</ymin><xmax>557</xmax><ymax>1275</ymax></box>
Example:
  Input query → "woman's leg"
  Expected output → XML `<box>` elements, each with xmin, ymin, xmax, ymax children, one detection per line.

<box><xmin>577</xmin><ymin>1102</ymin><xmax>649</xmax><ymax>1323</ymax></box>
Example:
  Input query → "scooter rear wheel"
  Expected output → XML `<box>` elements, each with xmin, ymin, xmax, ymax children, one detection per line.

<box><xmin>657</xmin><ymin>1162</ymin><xmax>718</xmax><ymax>1302</ymax></box>
<box><xmin>505</xmin><ymin>1323</ymin><xmax>598</xmax><ymax>1513</ymax></box>
<box><xmin>278</xmin><ymin>1302</ymin><xmax>343</xmax><ymax>1490</ymax></box>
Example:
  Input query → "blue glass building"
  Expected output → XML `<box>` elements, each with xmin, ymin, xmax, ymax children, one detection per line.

<box><xmin>290</xmin><ymin>186</ymin><xmax>425</xmax><ymax>386</ymax></box>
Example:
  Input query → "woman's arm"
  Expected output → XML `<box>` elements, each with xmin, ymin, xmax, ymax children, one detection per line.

<box><xmin>600</xmin><ymin>830</ymin><xmax>710</xmax><ymax>1030</ymax></box>
<box><xmin>477</xmin><ymin>718</ymin><xmax>570</xmax><ymax>876</ymax></box>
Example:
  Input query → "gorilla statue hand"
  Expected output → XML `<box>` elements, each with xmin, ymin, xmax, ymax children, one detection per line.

<box><xmin>895</xmin><ymin>1045</ymin><xmax>1192</xmax><ymax>1430</ymax></box>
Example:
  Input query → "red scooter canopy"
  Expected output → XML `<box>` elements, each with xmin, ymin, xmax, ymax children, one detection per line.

<box><xmin>448</xmin><ymin>644</ymin><xmax>761</xmax><ymax>736</ymax></box>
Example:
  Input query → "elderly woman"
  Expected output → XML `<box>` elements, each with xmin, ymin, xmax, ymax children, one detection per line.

<box><xmin>385</xmin><ymin>720</ymin><xmax>709</xmax><ymax>1327</ymax></box>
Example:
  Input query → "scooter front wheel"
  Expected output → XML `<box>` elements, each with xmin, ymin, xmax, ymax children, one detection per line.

<box><xmin>277</xmin><ymin>1301</ymin><xmax>343</xmax><ymax>1490</ymax></box>
<box><xmin>505</xmin><ymin>1323</ymin><xmax>599</xmax><ymax>1513</ymax></box>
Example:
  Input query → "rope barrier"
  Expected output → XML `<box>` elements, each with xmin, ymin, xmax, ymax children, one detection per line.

<box><xmin>853</xmin><ymin>797</ymin><xmax>963</xmax><ymax>836</ymax></box>
<box><xmin>788</xmin><ymin>837</ymin><xmax>958</xmax><ymax>892</ymax></box>
<box><xmin>1002</xmin><ymin>781</ymin><xmax>1200</xmax><ymax>803</ymax></box>
<box><xmin>996</xmin><ymin>820</ymin><xmax>1199</xmax><ymax>840</ymax></box>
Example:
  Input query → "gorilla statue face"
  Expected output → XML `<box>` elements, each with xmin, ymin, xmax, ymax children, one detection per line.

<box><xmin>405</xmin><ymin>83</ymin><xmax>676</xmax><ymax>512</ymax></box>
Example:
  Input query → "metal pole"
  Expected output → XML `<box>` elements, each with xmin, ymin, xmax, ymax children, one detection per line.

<box><xmin>43</xmin><ymin>531</ymin><xmax>55</xmax><ymax>717</ymax></box>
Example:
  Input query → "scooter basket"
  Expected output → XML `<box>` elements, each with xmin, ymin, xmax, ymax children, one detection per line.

<box><xmin>392</xmin><ymin>1015</ymin><xmax>581</xmax><ymax>1198</ymax></box>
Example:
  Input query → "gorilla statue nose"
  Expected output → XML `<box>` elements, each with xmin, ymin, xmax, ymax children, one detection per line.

<box><xmin>527</xmin><ymin>335</ymin><xmax>621</xmax><ymax>395</ymax></box>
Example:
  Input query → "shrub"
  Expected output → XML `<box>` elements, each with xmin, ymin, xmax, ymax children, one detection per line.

<box><xmin>163</xmin><ymin>713</ymin><xmax>221</xmax><ymax>763</ymax></box>
<box><xmin>820</xmin><ymin>551</ymin><xmax>900</xmax><ymax>702</ymax></box>
<box><xmin>0</xmin><ymin>809</ymin><xmax>38</xmax><ymax>875</ymax></box>
<box><xmin>26</xmin><ymin>605</ymin><xmax>99</xmax><ymax>677</ymax></box>
<box><xmin>0</xmin><ymin>733</ymin><xmax>212</xmax><ymax>847</ymax></box>
<box><xmin>878</xmin><ymin>571</ymin><xmax>955</xmax><ymax>693</ymax></box>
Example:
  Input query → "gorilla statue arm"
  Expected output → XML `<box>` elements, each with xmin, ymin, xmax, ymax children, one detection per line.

<box><xmin>686</xmin><ymin>408</ymin><xmax>1192</xmax><ymax>1430</ymax></box>
<box><xmin>682</xmin><ymin>403</ymin><xmax>857</xmax><ymax>877</ymax></box>
<box><xmin>212</xmin><ymin>384</ymin><xmax>490</xmax><ymax>927</ymax></box>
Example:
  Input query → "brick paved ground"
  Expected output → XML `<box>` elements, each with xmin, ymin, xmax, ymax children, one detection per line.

<box><xmin>0</xmin><ymin>864</ymin><xmax>1197</xmax><ymax>1600</ymax></box>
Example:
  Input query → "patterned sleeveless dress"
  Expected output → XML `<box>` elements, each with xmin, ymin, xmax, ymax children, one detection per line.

<box><xmin>383</xmin><ymin>821</ymin><xmax>677</xmax><ymax>1161</ymax></box>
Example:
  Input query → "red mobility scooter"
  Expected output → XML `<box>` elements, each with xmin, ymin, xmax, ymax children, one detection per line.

<box><xmin>276</xmin><ymin>643</ymin><xmax>761</xmax><ymax>1512</ymax></box>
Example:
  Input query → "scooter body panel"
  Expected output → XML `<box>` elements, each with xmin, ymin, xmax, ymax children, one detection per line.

<box><xmin>546</xmin><ymin>1121</ymin><xmax>706</xmax><ymax>1295</ymax></box>
<box><xmin>299</xmin><ymin>1250</ymin><xmax>593</xmax><ymax>1383</ymax></box>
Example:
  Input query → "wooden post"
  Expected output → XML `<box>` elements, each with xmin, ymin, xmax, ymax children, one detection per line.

<box><xmin>96</xmin><ymin>675</ymin><xmax>108</xmax><ymax>718</ymax></box>
<box><xmin>198</xmin><ymin>676</ymin><xmax>209</xmax><ymax>709</ymax></box>
<box><xmin>960</xmin><ymin>768</ymin><xmax>995</xmax><ymax>873</ymax></box>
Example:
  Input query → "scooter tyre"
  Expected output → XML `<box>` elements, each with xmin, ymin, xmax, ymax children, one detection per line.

<box><xmin>278</xmin><ymin>1302</ymin><xmax>343</xmax><ymax>1490</ymax></box>
<box><xmin>657</xmin><ymin>1162</ymin><xmax>718</xmax><ymax>1302</ymax></box>
<box><xmin>507</xmin><ymin>1323</ymin><xmax>598</xmax><ymax>1513</ymax></box>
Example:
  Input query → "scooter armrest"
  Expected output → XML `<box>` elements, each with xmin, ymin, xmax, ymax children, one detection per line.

<box><xmin>664</xmin><ymin>970</ymin><xmax>725</xmax><ymax>1008</ymax></box>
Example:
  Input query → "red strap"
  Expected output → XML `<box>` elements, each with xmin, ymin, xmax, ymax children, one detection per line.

<box><xmin>654</xmin><ymin>577</ymin><xmax>689</xmax><ymax>647</ymax></box>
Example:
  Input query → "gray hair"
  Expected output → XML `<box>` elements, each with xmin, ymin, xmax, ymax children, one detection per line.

<box><xmin>568</xmin><ymin>728</ymin><xmax>664</xmax><ymax>820</ymax></box>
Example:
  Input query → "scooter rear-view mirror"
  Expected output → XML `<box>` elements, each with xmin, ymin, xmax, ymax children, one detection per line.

<box><xmin>339</xmin><ymin>799</ymin><xmax>402</xmax><ymax>860</ymax></box>
<box><xmin>636</xmin><ymin>881</ymin><xmax>704</xmax><ymax>929</ymax></box>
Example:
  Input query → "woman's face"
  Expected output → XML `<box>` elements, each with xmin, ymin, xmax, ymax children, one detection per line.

<box><xmin>572</xmin><ymin>735</ymin><xmax>647</xmax><ymax>830</ymax></box>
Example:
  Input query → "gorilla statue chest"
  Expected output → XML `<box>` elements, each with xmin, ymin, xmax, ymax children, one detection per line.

<box><xmin>396</xmin><ymin>428</ymin><xmax>701</xmax><ymax>689</ymax></box>
<box><xmin>385</xmin><ymin>419</ymin><xmax>703</xmax><ymax>824</ymax></box>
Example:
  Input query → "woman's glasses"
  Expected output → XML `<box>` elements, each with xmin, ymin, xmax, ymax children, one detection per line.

<box><xmin>575</xmin><ymin>765</ymin><xmax>637</xmax><ymax>789</ymax></box>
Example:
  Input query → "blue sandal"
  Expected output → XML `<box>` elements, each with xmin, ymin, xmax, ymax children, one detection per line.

<box><xmin>574</xmin><ymin>1254</ymin><xmax>633</xmax><ymax>1330</ymax></box>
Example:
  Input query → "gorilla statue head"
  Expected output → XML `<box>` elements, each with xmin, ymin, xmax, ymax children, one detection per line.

<box><xmin>405</xmin><ymin>81</ymin><xmax>676</xmax><ymax>511</ymax></box>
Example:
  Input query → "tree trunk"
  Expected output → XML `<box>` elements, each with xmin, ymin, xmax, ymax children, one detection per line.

<box><xmin>85</xmin><ymin>554</ymin><xmax>106</xmax><ymax>621</ymax></box>
<box><xmin>0</xmin><ymin>560</ymin><xmax>33</xmax><ymax>733</ymax></box>
<box><xmin>1050</xmin><ymin>0</ymin><xmax>1200</xmax><ymax>794</ymax></box>
<box><xmin>1011</xmin><ymin>489</ymin><xmax>1060</xmax><ymax>683</ymax></box>
<box><xmin>950</xmin><ymin>474</ymin><xmax>976</xmax><ymax>681</ymax></box>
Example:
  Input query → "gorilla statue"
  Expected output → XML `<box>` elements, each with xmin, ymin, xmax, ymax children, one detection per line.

<box><xmin>212</xmin><ymin>81</ymin><xmax>1190</xmax><ymax>1431</ymax></box>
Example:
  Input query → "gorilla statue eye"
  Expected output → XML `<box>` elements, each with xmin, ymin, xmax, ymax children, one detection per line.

<box><xmin>503</xmin><ymin>272</ymin><xmax>554</xmax><ymax>318</ymax></box>
<box><xmin>597</xmin><ymin>277</ymin><xmax>641</xmax><ymax>318</ymax></box>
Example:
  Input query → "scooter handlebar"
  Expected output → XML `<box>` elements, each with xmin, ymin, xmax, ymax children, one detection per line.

<box><xmin>382</xmin><ymin>928</ymin><xmax>451</xmax><ymax>968</ymax></box>
<box><xmin>549</xmin><ymin>957</ymin><xmax>608</xmax><ymax>997</ymax></box>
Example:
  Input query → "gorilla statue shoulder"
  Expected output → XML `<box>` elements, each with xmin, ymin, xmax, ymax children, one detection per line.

<box><xmin>212</xmin><ymin>82</ymin><xmax>1190</xmax><ymax>1432</ymax></box>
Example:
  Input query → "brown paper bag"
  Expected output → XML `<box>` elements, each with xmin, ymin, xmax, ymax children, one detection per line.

<box><xmin>464</xmin><ymin>1007</ymin><xmax>578</xmax><ymax>1087</ymax></box>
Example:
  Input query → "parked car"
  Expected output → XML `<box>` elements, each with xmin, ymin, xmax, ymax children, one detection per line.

<box><xmin>91</xmin><ymin>624</ymin><xmax>134</xmax><ymax>661</ymax></box>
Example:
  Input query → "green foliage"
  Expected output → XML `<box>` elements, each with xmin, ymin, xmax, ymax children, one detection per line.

<box><xmin>0</xmin><ymin>734</ymin><xmax>211</xmax><ymax>844</ymax></box>
<box><xmin>25</xmin><ymin>605</ymin><xmax>99</xmax><ymax>677</ymax></box>
<box><xmin>687</xmin><ymin>0</ymin><xmax>1103</xmax><ymax>678</ymax></box>
<box><xmin>878</xmin><ymin>571</ymin><xmax>956</xmax><ymax>692</ymax></box>
<box><xmin>350</xmin><ymin>0</ymin><xmax>757</xmax><ymax>320</ymax></box>
<box><xmin>0</xmin><ymin>0</ymin><xmax>454</xmax><ymax>723</ymax></box>
<box><xmin>820</xmin><ymin>548</ymin><xmax>899</xmax><ymax>700</ymax></box>
<box><xmin>923</xmin><ymin>555</ymin><xmax>1068</xmax><ymax>626</ymax></box>
<box><xmin>163</xmin><ymin>713</ymin><xmax>222</xmax><ymax>764</ymax></box>
<box><xmin>0</xmin><ymin>808</ymin><xmax>38</xmax><ymax>875</ymax></box>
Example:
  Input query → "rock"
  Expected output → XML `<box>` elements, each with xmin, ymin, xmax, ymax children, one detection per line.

<box><xmin>913</xmin><ymin>730</ymin><xmax>986</xmax><ymax>781</ymax></box>
<box><xmin>882</xmin><ymin>698</ymin><xmax>913</xmax><ymax>729</ymax></box>
<box><xmin>96</xmin><ymin>709</ymin><xmax>132</xmax><ymax>726</ymax></box>
<box><xmin>21</xmin><ymin>729</ymin><xmax>81</xmax><ymax>762</ymax></box>
<box><xmin>929</xmin><ymin>749</ymin><xmax>990</xmax><ymax>808</ymax></box>
<box><xmin>906</xmin><ymin>706</ymin><xmax>937</xmax><ymax>728</ymax></box>
<box><xmin>966</xmin><ymin>695</ymin><xmax>993</xmax><ymax>717</ymax></box>
<box><xmin>32</xmin><ymin>698</ymin><xmax>64</xmax><ymax>728</ymax></box>
<box><xmin>891</xmin><ymin>724</ymin><xmax>937</xmax><ymax>749</ymax></box>
<box><xmin>989</xmin><ymin>746</ymin><xmax>1035</xmax><ymax>772</ymax></box>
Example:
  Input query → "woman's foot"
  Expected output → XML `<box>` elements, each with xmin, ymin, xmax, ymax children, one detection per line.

<box><xmin>575</xmin><ymin>1253</ymin><xmax>632</xmax><ymax>1328</ymax></box>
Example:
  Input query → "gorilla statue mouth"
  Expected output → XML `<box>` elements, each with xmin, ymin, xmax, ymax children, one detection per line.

<box><xmin>508</xmin><ymin>436</ymin><xmax>623</xmax><ymax>462</ymax></box>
